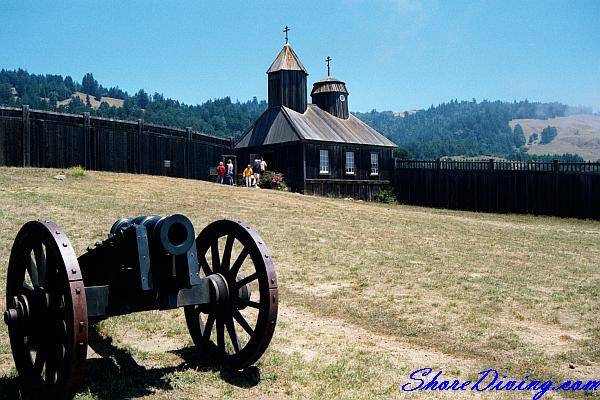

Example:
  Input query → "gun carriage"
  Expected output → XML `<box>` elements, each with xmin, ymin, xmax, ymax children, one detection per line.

<box><xmin>3</xmin><ymin>215</ymin><xmax>278</xmax><ymax>399</ymax></box>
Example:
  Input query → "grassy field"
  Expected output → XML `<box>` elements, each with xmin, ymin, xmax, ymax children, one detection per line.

<box><xmin>0</xmin><ymin>167</ymin><xmax>598</xmax><ymax>400</ymax></box>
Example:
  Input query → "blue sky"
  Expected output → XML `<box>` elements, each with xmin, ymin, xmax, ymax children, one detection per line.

<box><xmin>2</xmin><ymin>0</ymin><xmax>599</xmax><ymax>112</ymax></box>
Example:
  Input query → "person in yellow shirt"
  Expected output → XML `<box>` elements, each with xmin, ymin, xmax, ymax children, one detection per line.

<box><xmin>243</xmin><ymin>164</ymin><xmax>254</xmax><ymax>187</ymax></box>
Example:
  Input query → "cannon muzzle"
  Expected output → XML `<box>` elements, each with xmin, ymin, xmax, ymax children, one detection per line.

<box><xmin>110</xmin><ymin>214</ymin><xmax>195</xmax><ymax>256</ymax></box>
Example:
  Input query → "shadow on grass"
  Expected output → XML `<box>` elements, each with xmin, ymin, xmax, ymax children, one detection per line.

<box><xmin>79</xmin><ymin>326</ymin><xmax>262</xmax><ymax>399</ymax></box>
<box><xmin>0</xmin><ymin>375</ymin><xmax>20</xmax><ymax>400</ymax></box>
<box><xmin>0</xmin><ymin>326</ymin><xmax>261</xmax><ymax>400</ymax></box>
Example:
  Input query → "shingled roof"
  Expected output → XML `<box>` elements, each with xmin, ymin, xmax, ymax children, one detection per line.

<box><xmin>236</xmin><ymin>104</ymin><xmax>397</xmax><ymax>148</ymax></box>
<box><xmin>267</xmin><ymin>44</ymin><xmax>308</xmax><ymax>74</ymax></box>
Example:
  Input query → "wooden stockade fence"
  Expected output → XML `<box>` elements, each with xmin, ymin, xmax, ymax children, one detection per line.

<box><xmin>0</xmin><ymin>106</ymin><xmax>233</xmax><ymax>180</ymax></box>
<box><xmin>2</xmin><ymin>105</ymin><xmax>599</xmax><ymax>219</ymax></box>
<box><xmin>394</xmin><ymin>159</ymin><xmax>600</xmax><ymax>219</ymax></box>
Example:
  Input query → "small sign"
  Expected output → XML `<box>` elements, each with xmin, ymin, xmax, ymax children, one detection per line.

<box><xmin>164</xmin><ymin>160</ymin><xmax>171</xmax><ymax>168</ymax></box>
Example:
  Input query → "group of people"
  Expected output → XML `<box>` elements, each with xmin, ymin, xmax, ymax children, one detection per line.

<box><xmin>243</xmin><ymin>157</ymin><xmax>266</xmax><ymax>187</ymax></box>
<box><xmin>216</xmin><ymin>159</ymin><xmax>235</xmax><ymax>185</ymax></box>
<box><xmin>215</xmin><ymin>157</ymin><xmax>266</xmax><ymax>187</ymax></box>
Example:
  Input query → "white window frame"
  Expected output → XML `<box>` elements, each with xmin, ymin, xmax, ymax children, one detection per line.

<box><xmin>345</xmin><ymin>151</ymin><xmax>355</xmax><ymax>175</ymax></box>
<box><xmin>319</xmin><ymin>150</ymin><xmax>329</xmax><ymax>174</ymax></box>
<box><xmin>370</xmin><ymin>152</ymin><xmax>379</xmax><ymax>175</ymax></box>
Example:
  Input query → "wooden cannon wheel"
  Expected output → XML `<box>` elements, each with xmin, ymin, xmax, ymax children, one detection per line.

<box><xmin>4</xmin><ymin>220</ymin><xmax>88</xmax><ymax>400</ymax></box>
<box><xmin>184</xmin><ymin>220</ymin><xmax>278</xmax><ymax>369</ymax></box>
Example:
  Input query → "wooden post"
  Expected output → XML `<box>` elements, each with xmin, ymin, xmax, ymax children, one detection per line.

<box><xmin>553</xmin><ymin>159</ymin><xmax>559</xmax><ymax>215</ymax></box>
<box><xmin>83</xmin><ymin>112</ymin><xmax>91</xmax><ymax>169</ymax></box>
<box><xmin>22</xmin><ymin>105</ymin><xmax>30</xmax><ymax>167</ymax></box>
<box><xmin>488</xmin><ymin>158</ymin><xmax>494</xmax><ymax>171</ymax></box>
<box><xmin>436</xmin><ymin>158</ymin><xmax>441</xmax><ymax>170</ymax></box>
<box><xmin>137</xmin><ymin>119</ymin><xmax>143</xmax><ymax>174</ymax></box>
<box><xmin>186</xmin><ymin>127</ymin><xmax>193</xmax><ymax>178</ymax></box>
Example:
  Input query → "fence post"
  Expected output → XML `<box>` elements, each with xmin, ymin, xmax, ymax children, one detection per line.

<box><xmin>553</xmin><ymin>159</ymin><xmax>559</xmax><ymax>215</ymax></box>
<box><xmin>488</xmin><ymin>158</ymin><xmax>494</xmax><ymax>171</ymax></box>
<box><xmin>436</xmin><ymin>158</ymin><xmax>441</xmax><ymax>170</ymax></box>
<box><xmin>186</xmin><ymin>127</ymin><xmax>193</xmax><ymax>178</ymax></box>
<box><xmin>137</xmin><ymin>119</ymin><xmax>143</xmax><ymax>174</ymax></box>
<box><xmin>83</xmin><ymin>112</ymin><xmax>90</xmax><ymax>169</ymax></box>
<box><xmin>22</xmin><ymin>105</ymin><xmax>30</xmax><ymax>167</ymax></box>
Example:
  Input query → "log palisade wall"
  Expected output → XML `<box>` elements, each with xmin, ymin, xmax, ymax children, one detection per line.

<box><xmin>2</xmin><ymin>106</ymin><xmax>600</xmax><ymax>219</ymax></box>
<box><xmin>0</xmin><ymin>106</ymin><xmax>233</xmax><ymax>180</ymax></box>
<box><xmin>394</xmin><ymin>159</ymin><xmax>600</xmax><ymax>219</ymax></box>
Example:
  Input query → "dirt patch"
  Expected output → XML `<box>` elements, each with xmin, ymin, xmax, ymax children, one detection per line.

<box><xmin>276</xmin><ymin>304</ymin><xmax>477</xmax><ymax>372</ymax></box>
<box><xmin>107</xmin><ymin>326</ymin><xmax>187</xmax><ymax>354</ymax></box>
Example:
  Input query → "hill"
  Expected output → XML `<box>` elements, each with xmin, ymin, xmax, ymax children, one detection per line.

<box><xmin>0</xmin><ymin>167</ymin><xmax>599</xmax><ymax>399</ymax></box>
<box><xmin>2</xmin><ymin>68</ymin><xmax>597</xmax><ymax>159</ymax></box>
<box><xmin>354</xmin><ymin>100</ymin><xmax>596</xmax><ymax>160</ymax></box>
<box><xmin>510</xmin><ymin>114</ymin><xmax>600</xmax><ymax>161</ymax></box>
<box><xmin>56</xmin><ymin>91</ymin><xmax>125</xmax><ymax>109</ymax></box>
<box><xmin>0</xmin><ymin>69</ymin><xmax>267</xmax><ymax>139</ymax></box>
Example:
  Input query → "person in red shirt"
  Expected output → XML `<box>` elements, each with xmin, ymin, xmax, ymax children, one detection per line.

<box><xmin>216</xmin><ymin>161</ymin><xmax>226</xmax><ymax>184</ymax></box>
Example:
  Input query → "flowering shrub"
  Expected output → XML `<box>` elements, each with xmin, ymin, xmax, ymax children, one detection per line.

<box><xmin>260</xmin><ymin>171</ymin><xmax>287</xmax><ymax>191</ymax></box>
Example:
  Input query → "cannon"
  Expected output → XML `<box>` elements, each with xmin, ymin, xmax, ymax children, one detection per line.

<box><xmin>3</xmin><ymin>215</ymin><xmax>278</xmax><ymax>399</ymax></box>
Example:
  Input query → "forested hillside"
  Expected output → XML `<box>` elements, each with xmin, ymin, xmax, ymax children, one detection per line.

<box><xmin>0</xmin><ymin>69</ymin><xmax>266</xmax><ymax>138</ymax></box>
<box><xmin>1</xmin><ymin>69</ymin><xmax>595</xmax><ymax>159</ymax></box>
<box><xmin>354</xmin><ymin>100</ymin><xmax>594</xmax><ymax>159</ymax></box>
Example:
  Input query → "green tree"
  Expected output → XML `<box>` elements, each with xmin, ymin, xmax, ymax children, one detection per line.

<box><xmin>528</xmin><ymin>132</ymin><xmax>539</xmax><ymax>144</ymax></box>
<box><xmin>393</xmin><ymin>146</ymin><xmax>411</xmax><ymax>159</ymax></box>
<box><xmin>513</xmin><ymin>124</ymin><xmax>526</xmax><ymax>147</ymax></box>
<box><xmin>540</xmin><ymin>126</ymin><xmax>558</xmax><ymax>144</ymax></box>
<box><xmin>0</xmin><ymin>83</ymin><xmax>12</xmax><ymax>104</ymax></box>
<box><xmin>81</xmin><ymin>73</ymin><xmax>99</xmax><ymax>96</ymax></box>
<box><xmin>136</xmin><ymin>89</ymin><xmax>149</xmax><ymax>109</ymax></box>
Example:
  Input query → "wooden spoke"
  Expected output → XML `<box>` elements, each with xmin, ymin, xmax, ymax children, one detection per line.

<box><xmin>22</xmin><ymin>282</ymin><xmax>35</xmax><ymax>294</ymax></box>
<box><xmin>199</xmin><ymin>254</ymin><xmax>212</xmax><ymax>276</ymax></box>
<box><xmin>237</xmin><ymin>298</ymin><xmax>261</xmax><ymax>309</ymax></box>
<box><xmin>211</xmin><ymin>238</ymin><xmax>220</xmax><ymax>272</ymax></box>
<box><xmin>202</xmin><ymin>313</ymin><xmax>216</xmax><ymax>341</ymax></box>
<box><xmin>34</xmin><ymin>242</ymin><xmax>46</xmax><ymax>287</ymax></box>
<box><xmin>226</xmin><ymin>317</ymin><xmax>241</xmax><ymax>353</ymax></box>
<box><xmin>27</xmin><ymin>254</ymin><xmax>40</xmax><ymax>287</ymax></box>
<box><xmin>221</xmin><ymin>235</ymin><xmax>235</xmax><ymax>272</ymax></box>
<box><xmin>216</xmin><ymin>317</ymin><xmax>225</xmax><ymax>354</ymax></box>
<box><xmin>235</xmin><ymin>273</ymin><xmax>258</xmax><ymax>289</ymax></box>
<box><xmin>229</xmin><ymin>248</ymin><xmax>249</xmax><ymax>278</ymax></box>
<box><xmin>232</xmin><ymin>309</ymin><xmax>254</xmax><ymax>336</ymax></box>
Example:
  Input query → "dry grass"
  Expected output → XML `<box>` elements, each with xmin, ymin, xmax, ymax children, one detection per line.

<box><xmin>510</xmin><ymin>114</ymin><xmax>600</xmax><ymax>161</ymax></box>
<box><xmin>56</xmin><ymin>92</ymin><xmax>125</xmax><ymax>109</ymax></box>
<box><xmin>0</xmin><ymin>167</ymin><xmax>599</xmax><ymax>399</ymax></box>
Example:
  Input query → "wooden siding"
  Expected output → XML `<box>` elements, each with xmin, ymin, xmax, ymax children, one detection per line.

<box><xmin>0</xmin><ymin>106</ymin><xmax>233</xmax><ymax>181</ymax></box>
<box><xmin>304</xmin><ymin>142</ymin><xmax>394</xmax><ymax>181</ymax></box>
<box><xmin>311</xmin><ymin>92</ymin><xmax>349</xmax><ymax>119</ymax></box>
<box><xmin>235</xmin><ymin>142</ymin><xmax>304</xmax><ymax>191</ymax></box>
<box><xmin>267</xmin><ymin>70</ymin><xmax>307</xmax><ymax>113</ymax></box>
<box><xmin>394</xmin><ymin>160</ymin><xmax>600</xmax><ymax>219</ymax></box>
<box><xmin>305</xmin><ymin>179</ymin><xmax>390</xmax><ymax>201</ymax></box>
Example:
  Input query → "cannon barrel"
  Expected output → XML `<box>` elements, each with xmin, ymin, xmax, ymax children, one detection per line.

<box><xmin>110</xmin><ymin>214</ymin><xmax>195</xmax><ymax>256</ymax></box>
<box><xmin>78</xmin><ymin>214</ymin><xmax>201</xmax><ymax>294</ymax></box>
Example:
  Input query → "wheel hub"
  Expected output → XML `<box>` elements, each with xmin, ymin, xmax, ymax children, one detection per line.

<box><xmin>3</xmin><ymin>295</ymin><xmax>31</xmax><ymax>330</ymax></box>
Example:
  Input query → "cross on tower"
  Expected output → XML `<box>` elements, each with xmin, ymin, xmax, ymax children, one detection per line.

<box><xmin>326</xmin><ymin>56</ymin><xmax>332</xmax><ymax>76</ymax></box>
<box><xmin>283</xmin><ymin>26</ymin><xmax>290</xmax><ymax>44</ymax></box>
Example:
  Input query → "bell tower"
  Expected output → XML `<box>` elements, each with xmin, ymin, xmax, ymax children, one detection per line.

<box><xmin>311</xmin><ymin>56</ymin><xmax>349</xmax><ymax>119</ymax></box>
<box><xmin>266</xmin><ymin>26</ymin><xmax>308</xmax><ymax>113</ymax></box>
